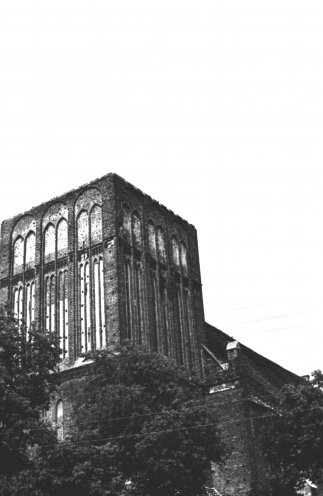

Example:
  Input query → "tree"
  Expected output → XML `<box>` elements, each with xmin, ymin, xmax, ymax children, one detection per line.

<box><xmin>0</xmin><ymin>307</ymin><xmax>61</xmax><ymax>490</ymax></box>
<box><xmin>259</xmin><ymin>370</ymin><xmax>323</xmax><ymax>496</ymax></box>
<box><xmin>51</xmin><ymin>344</ymin><xmax>223</xmax><ymax>496</ymax></box>
<box><xmin>0</xmin><ymin>323</ymin><xmax>223</xmax><ymax>496</ymax></box>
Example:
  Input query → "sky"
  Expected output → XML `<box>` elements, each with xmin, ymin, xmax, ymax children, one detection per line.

<box><xmin>0</xmin><ymin>0</ymin><xmax>322</xmax><ymax>376</ymax></box>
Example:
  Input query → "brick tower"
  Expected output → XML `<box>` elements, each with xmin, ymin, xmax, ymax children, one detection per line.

<box><xmin>0</xmin><ymin>173</ymin><xmax>205</xmax><ymax>376</ymax></box>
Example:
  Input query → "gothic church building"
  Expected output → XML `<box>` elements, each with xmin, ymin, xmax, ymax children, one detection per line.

<box><xmin>0</xmin><ymin>173</ymin><xmax>302</xmax><ymax>496</ymax></box>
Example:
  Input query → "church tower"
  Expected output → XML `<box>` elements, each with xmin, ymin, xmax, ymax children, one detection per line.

<box><xmin>0</xmin><ymin>173</ymin><xmax>205</xmax><ymax>375</ymax></box>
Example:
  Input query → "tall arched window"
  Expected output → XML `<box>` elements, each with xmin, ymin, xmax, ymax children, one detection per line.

<box><xmin>172</xmin><ymin>236</ymin><xmax>180</xmax><ymax>267</ymax></box>
<box><xmin>56</xmin><ymin>400</ymin><xmax>64</xmax><ymax>441</ymax></box>
<box><xmin>148</xmin><ymin>221</ymin><xmax>156</xmax><ymax>257</ymax></box>
<box><xmin>157</xmin><ymin>227</ymin><xmax>166</xmax><ymax>261</ymax></box>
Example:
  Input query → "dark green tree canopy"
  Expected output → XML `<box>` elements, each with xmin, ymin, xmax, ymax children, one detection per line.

<box><xmin>0</xmin><ymin>308</ymin><xmax>60</xmax><ymax>478</ymax></box>
<box><xmin>69</xmin><ymin>344</ymin><xmax>223</xmax><ymax>496</ymax></box>
<box><xmin>260</xmin><ymin>370</ymin><xmax>323</xmax><ymax>496</ymax></box>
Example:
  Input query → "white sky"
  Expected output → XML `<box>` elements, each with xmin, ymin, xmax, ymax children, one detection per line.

<box><xmin>0</xmin><ymin>1</ymin><xmax>322</xmax><ymax>376</ymax></box>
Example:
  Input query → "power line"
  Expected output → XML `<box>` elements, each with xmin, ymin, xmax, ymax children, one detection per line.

<box><xmin>239</xmin><ymin>323</ymin><xmax>306</xmax><ymax>336</ymax></box>
<box><xmin>230</xmin><ymin>311</ymin><xmax>306</xmax><ymax>326</ymax></box>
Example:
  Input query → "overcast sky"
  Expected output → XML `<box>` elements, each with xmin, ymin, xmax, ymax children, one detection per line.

<box><xmin>0</xmin><ymin>1</ymin><xmax>322</xmax><ymax>376</ymax></box>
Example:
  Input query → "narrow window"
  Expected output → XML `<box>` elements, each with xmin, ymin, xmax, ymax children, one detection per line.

<box><xmin>172</xmin><ymin>236</ymin><xmax>180</xmax><ymax>267</ymax></box>
<box><xmin>124</xmin><ymin>258</ymin><xmax>132</xmax><ymax>340</ymax></box>
<box><xmin>31</xmin><ymin>281</ymin><xmax>35</xmax><ymax>323</ymax></box>
<box><xmin>180</xmin><ymin>241</ymin><xmax>188</xmax><ymax>273</ymax></box>
<box><xmin>94</xmin><ymin>259</ymin><xmax>101</xmax><ymax>349</ymax></box>
<box><xmin>174</xmin><ymin>286</ymin><xmax>184</xmax><ymax>365</ymax></box>
<box><xmin>122</xmin><ymin>205</ymin><xmax>131</xmax><ymax>239</ymax></box>
<box><xmin>134</xmin><ymin>263</ymin><xmax>142</xmax><ymax>343</ymax></box>
<box><xmin>148</xmin><ymin>221</ymin><xmax>156</xmax><ymax>257</ymax></box>
<box><xmin>44</xmin><ymin>224</ymin><xmax>55</xmax><ymax>261</ymax></box>
<box><xmin>26</xmin><ymin>283</ymin><xmax>32</xmax><ymax>330</ymax></box>
<box><xmin>13</xmin><ymin>288</ymin><xmax>19</xmax><ymax>319</ymax></box>
<box><xmin>18</xmin><ymin>286</ymin><xmax>24</xmax><ymax>324</ymax></box>
<box><xmin>64</xmin><ymin>270</ymin><xmax>69</xmax><ymax>358</ymax></box>
<box><xmin>57</xmin><ymin>219</ymin><xmax>68</xmax><ymax>256</ymax></box>
<box><xmin>99</xmin><ymin>258</ymin><xmax>106</xmax><ymax>348</ymax></box>
<box><xmin>58</xmin><ymin>271</ymin><xmax>68</xmax><ymax>358</ymax></box>
<box><xmin>13</xmin><ymin>237</ymin><xmax>24</xmax><ymax>274</ymax></box>
<box><xmin>56</xmin><ymin>400</ymin><xmax>64</xmax><ymax>441</ymax></box>
<box><xmin>132</xmin><ymin>212</ymin><xmax>141</xmax><ymax>248</ymax></box>
<box><xmin>183</xmin><ymin>289</ymin><xmax>191</xmax><ymax>369</ymax></box>
<box><xmin>45</xmin><ymin>276</ymin><xmax>50</xmax><ymax>331</ymax></box>
<box><xmin>80</xmin><ymin>264</ymin><xmax>85</xmax><ymax>352</ymax></box>
<box><xmin>25</xmin><ymin>232</ymin><xmax>36</xmax><ymax>268</ymax></box>
<box><xmin>161</xmin><ymin>287</ymin><xmax>169</xmax><ymax>356</ymax></box>
<box><xmin>151</xmin><ymin>272</ymin><xmax>158</xmax><ymax>352</ymax></box>
<box><xmin>157</xmin><ymin>227</ymin><xmax>166</xmax><ymax>261</ymax></box>
<box><xmin>77</xmin><ymin>211</ymin><xmax>89</xmax><ymax>250</ymax></box>
<box><xmin>90</xmin><ymin>205</ymin><xmax>102</xmax><ymax>245</ymax></box>
<box><xmin>85</xmin><ymin>262</ymin><xmax>91</xmax><ymax>351</ymax></box>
<box><xmin>50</xmin><ymin>274</ymin><xmax>55</xmax><ymax>333</ymax></box>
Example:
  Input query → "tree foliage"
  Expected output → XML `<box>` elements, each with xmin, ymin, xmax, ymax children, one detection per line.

<box><xmin>68</xmin><ymin>344</ymin><xmax>223</xmax><ymax>496</ymax></box>
<box><xmin>260</xmin><ymin>370</ymin><xmax>323</xmax><ymax>496</ymax></box>
<box><xmin>0</xmin><ymin>337</ymin><xmax>223</xmax><ymax>495</ymax></box>
<box><xmin>0</xmin><ymin>308</ymin><xmax>60</xmax><ymax>476</ymax></box>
